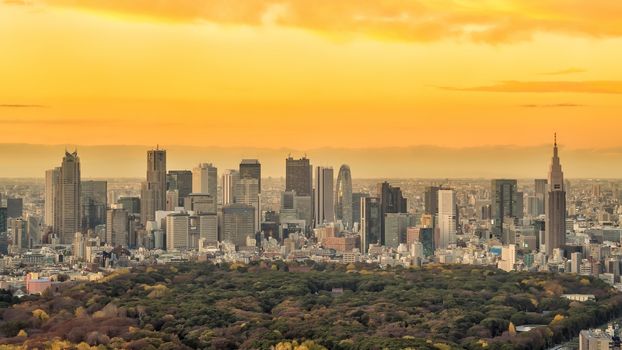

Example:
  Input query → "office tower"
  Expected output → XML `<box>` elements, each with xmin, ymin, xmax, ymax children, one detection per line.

<box><xmin>314</xmin><ymin>166</ymin><xmax>334</xmax><ymax>226</ymax></box>
<box><xmin>281</xmin><ymin>191</ymin><xmax>295</xmax><ymax>210</ymax></box>
<box><xmin>545</xmin><ymin>135</ymin><xmax>567</xmax><ymax>257</ymax></box>
<box><xmin>44</xmin><ymin>168</ymin><xmax>60</xmax><ymax>227</ymax></box>
<box><xmin>437</xmin><ymin>189</ymin><xmax>456</xmax><ymax>250</ymax></box>
<box><xmin>166</xmin><ymin>212</ymin><xmax>189</xmax><ymax>250</ymax></box>
<box><xmin>352</xmin><ymin>192</ymin><xmax>369</xmax><ymax>228</ymax></box>
<box><xmin>491</xmin><ymin>179</ymin><xmax>522</xmax><ymax>242</ymax></box>
<box><xmin>294</xmin><ymin>195</ymin><xmax>313</xmax><ymax>228</ymax></box>
<box><xmin>73</xmin><ymin>232</ymin><xmax>86</xmax><ymax>260</ymax></box>
<box><xmin>222</xmin><ymin>203</ymin><xmax>255</xmax><ymax>247</ymax></box>
<box><xmin>184</xmin><ymin>194</ymin><xmax>217</xmax><ymax>214</ymax></box>
<box><xmin>167</xmin><ymin>170</ymin><xmax>193</xmax><ymax>206</ymax></box>
<box><xmin>384</xmin><ymin>213</ymin><xmax>410</xmax><ymax>249</ymax></box>
<box><xmin>424</xmin><ymin>186</ymin><xmax>440</xmax><ymax>215</ymax></box>
<box><xmin>498</xmin><ymin>244</ymin><xmax>517</xmax><ymax>272</ymax></box>
<box><xmin>10</xmin><ymin>218</ymin><xmax>28</xmax><ymax>250</ymax></box>
<box><xmin>360</xmin><ymin>197</ymin><xmax>381</xmax><ymax>253</ymax></box>
<box><xmin>166</xmin><ymin>190</ymin><xmax>179</xmax><ymax>211</ymax></box>
<box><xmin>239</xmin><ymin>159</ymin><xmax>261</xmax><ymax>193</ymax></box>
<box><xmin>377</xmin><ymin>182</ymin><xmax>407</xmax><ymax>241</ymax></box>
<box><xmin>286</xmin><ymin>156</ymin><xmax>312</xmax><ymax>196</ymax></box>
<box><xmin>192</xmin><ymin>163</ymin><xmax>217</xmax><ymax>196</ymax></box>
<box><xmin>6</xmin><ymin>198</ymin><xmax>23</xmax><ymax>219</ymax></box>
<box><xmin>54</xmin><ymin>151</ymin><xmax>81</xmax><ymax>244</ymax></box>
<box><xmin>81</xmin><ymin>180</ymin><xmax>107</xmax><ymax>231</ymax></box>
<box><xmin>236</xmin><ymin>178</ymin><xmax>261</xmax><ymax>232</ymax></box>
<box><xmin>334</xmin><ymin>165</ymin><xmax>353</xmax><ymax>229</ymax></box>
<box><xmin>141</xmin><ymin>148</ymin><xmax>167</xmax><ymax>224</ymax></box>
<box><xmin>222</xmin><ymin>169</ymin><xmax>240</xmax><ymax>205</ymax></box>
<box><xmin>535</xmin><ymin>179</ymin><xmax>547</xmax><ymax>216</ymax></box>
<box><xmin>106</xmin><ymin>207</ymin><xmax>129</xmax><ymax>247</ymax></box>
<box><xmin>571</xmin><ymin>252</ymin><xmax>583</xmax><ymax>274</ymax></box>
<box><xmin>197</xmin><ymin>213</ymin><xmax>218</xmax><ymax>243</ymax></box>
<box><xmin>0</xmin><ymin>207</ymin><xmax>6</xmax><ymax>234</ymax></box>
<box><xmin>117</xmin><ymin>197</ymin><xmax>140</xmax><ymax>215</ymax></box>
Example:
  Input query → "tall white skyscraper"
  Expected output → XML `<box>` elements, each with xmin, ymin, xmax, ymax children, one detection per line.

<box><xmin>545</xmin><ymin>134</ymin><xmax>566</xmax><ymax>256</ymax></box>
<box><xmin>437</xmin><ymin>189</ymin><xmax>456</xmax><ymax>250</ymax></box>
<box><xmin>314</xmin><ymin>166</ymin><xmax>334</xmax><ymax>227</ymax></box>
<box><xmin>44</xmin><ymin>168</ymin><xmax>60</xmax><ymax>227</ymax></box>
<box><xmin>166</xmin><ymin>212</ymin><xmax>189</xmax><ymax>251</ymax></box>
<box><xmin>222</xmin><ymin>169</ymin><xmax>240</xmax><ymax>206</ymax></box>
<box><xmin>192</xmin><ymin>163</ymin><xmax>218</xmax><ymax>197</ymax></box>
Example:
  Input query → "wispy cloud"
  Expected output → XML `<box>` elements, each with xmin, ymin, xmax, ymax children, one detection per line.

<box><xmin>441</xmin><ymin>81</ymin><xmax>622</xmax><ymax>94</ymax></box>
<box><xmin>3</xmin><ymin>0</ymin><xmax>31</xmax><ymax>5</ymax></box>
<box><xmin>520</xmin><ymin>103</ymin><xmax>583</xmax><ymax>108</ymax></box>
<box><xmin>540</xmin><ymin>68</ymin><xmax>586</xmax><ymax>76</ymax></box>
<box><xmin>0</xmin><ymin>104</ymin><xmax>46</xmax><ymax>108</ymax></box>
<box><xmin>4</xmin><ymin>0</ymin><xmax>618</xmax><ymax>43</ymax></box>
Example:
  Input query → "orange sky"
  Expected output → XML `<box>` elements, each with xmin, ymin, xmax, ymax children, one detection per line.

<box><xmin>1</xmin><ymin>0</ymin><xmax>622</xmax><ymax>149</ymax></box>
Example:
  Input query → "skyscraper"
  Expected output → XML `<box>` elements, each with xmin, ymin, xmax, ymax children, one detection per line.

<box><xmin>545</xmin><ymin>135</ymin><xmax>566</xmax><ymax>256</ymax></box>
<box><xmin>286</xmin><ymin>156</ymin><xmax>312</xmax><ymax>197</ymax></box>
<box><xmin>192</xmin><ymin>163</ymin><xmax>217</xmax><ymax>196</ymax></box>
<box><xmin>222</xmin><ymin>169</ymin><xmax>240</xmax><ymax>206</ymax></box>
<box><xmin>377</xmin><ymin>182</ymin><xmax>407</xmax><ymax>242</ymax></box>
<box><xmin>360</xmin><ymin>197</ymin><xmax>381</xmax><ymax>253</ymax></box>
<box><xmin>384</xmin><ymin>213</ymin><xmax>410</xmax><ymax>249</ymax></box>
<box><xmin>437</xmin><ymin>189</ymin><xmax>456</xmax><ymax>250</ymax></box>
<box><xmin>222</xmin><ymin>203</ymin><xmax>255</xmax><ymax>247</ymax></box>
<box><xmin>534</xmin><ymin>179</ymin><xmax>548</xmax><ymax>216</ymax></box>
<box><xmin>106</xmin><ymin>207</ymin><xmax>129</xmax><ymax>247</ymax></box>
<box><xmin>236</xmin><ymin>178</ymin><xmax>261</xmax><ymax>232</ymax></box>
<box><xmin>351</xmin><ymin>192</ymin><xmax>369</xmax><ymax>229</ymax></box>
<box><xmin>166</xmin><ymin>212</ymin><xmax>189</xmax><ymax>251</ymax></box>
<box><xmin>55</xmin><ymin>151</ymin><xmax>81</xmax><ymax>244</ymax></box>
<box><xmin>6</xmin><ymin>198</ymin><xmax>23</xmax><ymax>219</ymax></box>
<box><xmin>44</xmin><ymin>168</ymin><xmax>60</xmax><ymax>227</ymax></box>
<box><xmin>141</xmin><ymin>148</ymin><xmax>166</xmax><ymax>224</ymax></box>
<box><xmin>239</xmin><ymin>159</ymin><xmax>261</xmax><ymax>193</ymax></box>
<box><xmin>424</xmin><ymin>186</ymin><xmax>440</xmax><ymax>215</ymax></box>
<box><xmin>117</xmin><ymin>197</ymin><xmax>140</xmax><ymax>215</ymax></box>
<box><xmin>167</xmin><ymin>170</ymin><xmax>192</xmax><ymax>206</ymax></box>
<box><xmin>491</xmin><ymin>179</ymin><xmax>523</xmax><ymax>242</ymax></box>
<box><xmin>314</xmin><ymin>166</ymin><xmax>334</xmax><ymax>226</ymax></box>
<box><xmin>334</xmin><ymin>165</ymin><xmax>353</xmax><ymax>229</ymax></box>
<box><xmin>81</xmin><ymin>180</ymin><xmax>107</xmax><ymax>231</ymax></box>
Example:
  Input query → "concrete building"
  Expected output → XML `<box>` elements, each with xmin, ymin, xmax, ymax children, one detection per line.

<box><xmin>55</xmin><ymin>151</ymin><xmax>81</xmax><ymax>244</ymax></box>
<box><xmin>360</xmin><ymin>197</ymin><xmax>381</xmax><ymax>254</ymax></box>
<box><xmin>81</xmin><ymin>180</ymin><xmax>107</xmax><ymax>231</ymax></box>
<box><xmin>334</xmin><ymin>165</ymin><xmax>353</xmax><ymax>229</ymax></box>
<box><xmin>239</xmin><ymin>159</ymin><xmax>261</xmax><ymax>193</ymax></box>
<box><xmin>141</xmin><ymin>148</ymin><xmax>167</xmax><ymax>224</ymax></box>
<box><xmin>106</xmin><ymin>207</ymin><xmax>129</xmax><ymax>247</ymax></box>
<box><xmin>222</xmin><ymin>204</ymin><xmax>255</xmax><ymax>248</ymax></box>
<box><xmin>222</xmin><ymin>169</ymin><xmax>240</xmax><ymax>205</ymax></box>
<box><xmin>192</xmin><ymin>163</ymin><xmax>217</xmax><ymax>197</ymax></box>
<box><xmin>286</xmin><ymin>156</ymin><xmax>312</xmax><ymax>197</ymax></box>
<box><xmin>166</xmin><ymin>212</ymin><xmax>189</xmax><ymax>251</ymax></box>
<box><xmin>384</xmin><ymin>213</ymin><xmax>410</xmax><ymax>249</ymax></box>
<box><xmin>184</xmin><ymin>193</ymin><xmax>217</xmax><ymax>214</ymax></box>
<box><xmin>44</xmin><ymin>168</ymin><xmax>60</xmax><ymax>227</ymax></box>
<box><xmin>437</xmin><ymin>189</ymin><xmax>456</xmax><ymax>250</ymax></box>
<box><xmin>167</xmin><ymin>170</ymin><xmax>192</xmax><ymax>206</ymax></box>
<box><xmin>545</xmin><ymin>135</ymin><xmax>567</xmax><ymax>257</ymax></box>
<box><xmin>314</xmin><ymin>166</ymin><xmax>334</xmax><ymax>226</ymax></box>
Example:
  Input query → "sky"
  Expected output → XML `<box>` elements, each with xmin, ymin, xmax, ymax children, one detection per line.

<box><xmin>1</xmin><ymin>1</ymin><xmax>622</xmax><ymax>177</ymax></box>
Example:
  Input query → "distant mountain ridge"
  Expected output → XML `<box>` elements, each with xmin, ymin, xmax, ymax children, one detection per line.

<box><xmin>0</xmin><ymin>143</ymin><xmax>621</xmax><ymax>179</ymax></box>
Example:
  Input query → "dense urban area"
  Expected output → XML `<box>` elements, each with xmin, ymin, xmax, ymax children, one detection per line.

<box><xmin>1</xmin><ymin>140</ymin><xmax>622</xmax><ymax>349</ymax></box>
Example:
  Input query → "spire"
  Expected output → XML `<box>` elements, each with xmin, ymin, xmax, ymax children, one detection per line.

<box><xmin>553</xmin><ymin>133</ymin><xmax>558</xmax><ymax>158</ymax></box>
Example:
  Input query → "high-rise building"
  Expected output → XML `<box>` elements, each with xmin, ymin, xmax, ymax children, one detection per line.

<box><xmin>10</xmin><ymin>218</ymin><xmax>28</xmax><ymax>250</ymax></box>
<box><xmin>437</xmin><ymin>189</ymin><xmax>456</xmax><ymax>250</ymax></box>
<box><xmin>44</xmin><ymin>168</ymin><xmax>60</xmax><ymax>227</ymax></box>
<box><xmin>222</xmin><ymin>203</ymin><xmax>255</xmax><ymax>247</ymax></box>
<box><xmin>196</xmin><ymin>213</ymin><xmax>218</xmax><ymax>243</ymax></box>
<box><xmin>534</xmin><ymin>179</ymin><xmax>547</xmax><ymax>216</ymax></box>
<box><xmin>545</xmin><ymin>135</ymin><xmax>567</xmax><ymax>257</ymax></box>
<box><xmin>141</xmin><ymin>148</ymin><xmax>166</xmax><ymax>224</ymax></box>
<box><xmin>192</xmin><ymin>163</ymin><xmax>218</xmax><ymax>197</ymax></box>
<box><xmin>167</xmin><ymin>170</ymin><xmax>193</xmax><ymax>206</ymax></box>
<box><xmin>314</xmin><ymin>167</ymin><xmax>334</xmax><ymax>226</ymax></box>
<box><xmin>424</xmin><ymin>186</ymin><xmax>440</xmax><ymax>215</ymax></box>
<box><xmin>286</xmin><ymin>156</ymin><xmax>312</xmax><ymax>197</ymax></box>
<box><xmin>55</xmin><ymin>151</ymin><xmax>81</xmax><ymax>244</ymax></box>
<box><xmin>352</xmin><ymin>192</ymin><xmax>369</xmax><ymax>228</ymax></box>
<box><xmin>360</xmin><ymin>197</ymin><xmax>381</xmax><ymax>254</ymax></box>
<box><xmin>117</xmin><ymin>197</ymin><xmax>140</xmax><ymax>215</ymax></box>
<box><xmin>106</xmin><ymin>207</ymin><xmax>128</xmax><ymax>247</ymax></box>
<box><xmin>222</xmin><ymin>169</ymin><xmax>240</xmax><ymax>205</ymax></box>
<box><xmin>334</xmin><ymin>165</ymin><xmax>353</xmax><ymax>229</ymax></box>
<box><xmin>6</xmin><ymin>198</ymin><xmax>23</xmax><ymax>219</ymax></box>
<box><xmin>0</xmin><ymin>207</ymin><xmax>6</xmax><ymax>234</ymax></box>
<box><xmin>384</xmin><ymin>213</ymin><xmax>410</xmax><ymax>249</ymax></box>
<box><xmin>491</xmin><ymin>179</ymin><xmax>523</xmax><ymax>242</ymax></box>
<box><xmin>236</xmin><ymin>178</ymin><xmax>260</xmax><ymax>232</ymax></box>
<box><xmin>166</xmin><ymin>212</ymin><xmax>189</xmax><ymax>251</ymax></box>
<box><xmin>166</xmin><ymin>190</ymin><xmax>179</xmax><ymax>211</ymax></box>
<box><xmin>377</xmin><ymin>182</ymin><xmax>407</xmax><ymax>241</ymax></box>
<box><xmin>81</xmin><ymin>180</ymin><xmax>107</xmax><ymax>231</ymax></box>
<box><xmin>239</xmin><ymin>159</ymin><xmax>261</xmax><ymax>193</ymax></box>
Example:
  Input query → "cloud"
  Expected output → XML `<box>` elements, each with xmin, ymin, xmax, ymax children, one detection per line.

<box><xmin>540</xmin><ymin>68</ymin><xmax>586</xmax><ymax>76</ymax></box>
<box><xmin>12</xmin><ymin>0</ymin><xmax>621</xmax><ymax>43</ymax></box>
<box><xmin>441</xmin><ymin>81</ymin><xmax>622</xmax><ymax>94</ymax></box>
<box><xmin>520</xmin><ymin>103</ymin><xmax>583</xmax><ymax>108</ymax></box>
<box><xmin>0</xmin><ymin>104</ymin><xmax>45</xmax><ymax>108</ymax></box>
<box><xmin>3</xmin><ymin>0</ymin><xmax>31</xmax><ymax>5</ymax></box>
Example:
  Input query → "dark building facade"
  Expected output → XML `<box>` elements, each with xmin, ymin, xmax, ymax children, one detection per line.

<box><xmin>285</xmin><ymin>156</ymin><xmax>312</xmax><ymax>197</ymax></box>
<box><xmin>239</xmin><ymin>159</ymin><xmax>261</xmax><ymax>193</ymax></box>
<box><xmin>167</xmin><ymin>170</ymin><xmax>193</xmax><ymax>206</ymax></box>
